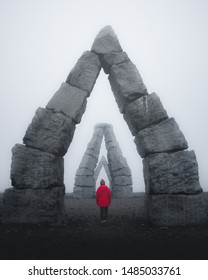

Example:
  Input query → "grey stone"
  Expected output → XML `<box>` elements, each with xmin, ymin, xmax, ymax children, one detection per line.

<box><xmin>109</xmin><ymin>61</ymin><xmax>148</xmax><ymax>113</ymax></box>
<box><xmin>91</xmin><ymin>25</ymin><xmax>123</xmax><ymax>54</ymax></box>
<box><xmin>2</xmin><ymin>186</ymin><xmax>66</xmax><ymax>224</ymax></box>
<box><xmin>76</xmin><ymin>168</ymin><xmax>94</xmax><ymax>176</ymax></box>
<box><xmin>143</xmin><ymin>150</ymin><xmax>202</xmax><ymax>194</ymax></box>
<box><xmin>148</xmin><ymin>193</ymin><xmax>208</xmax><ymax>226</ymax></box>
<box><xmin>112</xmin><ymin>167</ymin><xmax>132</xmax><ymax>177</ymax></box>
<box><xmin>66</xmin><ymin>51</ymin><xmax>101</xmax><ymax>95</ymax></box>
<box><xmin>23</xmin><ymin>107</ymin><xmax>76</xmax><ymax>156</ymax></box>
<box><xmin>124</xmin><ymin>92</ymin><xmax>169</xmax><ymax>135</ymax></box>
<box><xmin>86</xmin><ymin>135</ymin><xmax>103</xmax><ymax>159</ymax></box>
<box><xmin>134</xmin><ymin>118</ymin><xmax>188</xmax><ymax>158</ymax></box>
<box><xmin>46</xmin><ymin>82</ymin><xmax>88</xmax><ymax>124</ymax></box>
<box><xmin>79</xmin><ymin>154</ymin><xmax>98</xmax><ymax>172</ymax></box>
<box><xmin>101</xmin><ymin>51</ymin><xmax>130</xmax><ymax>74</ymax></box>
<box><xmin>113</xmin><ymin>175</ymin><xmax>133</xmax><ymax>186</ymax></box>
<box><xmin>107</xmin><ymin>147</ymin><xmax>128</xmax><ymax>172</ymax></box>
<box><xmin>94</xmin><ymin>126</ymin><xmax>105</xmax><ymax>138</ymax></box>
<box><xmin>112</xmin><ymin>186</ymin><xmax>133</xmax><ymax>198</ymax></box>
<box><xmin>74</xmin><ymin>175</ymin><xmax>94</xmax><ymax>187</ymax></box>
<box><xmin>73</xmin><ymin>186</ymin><xmax>95</xmax><ymax>199</ymax></box>
<box><xmin>11</xmin><ymin>144</ymin><xmax>64</xmax><ymax>189</ymax></box>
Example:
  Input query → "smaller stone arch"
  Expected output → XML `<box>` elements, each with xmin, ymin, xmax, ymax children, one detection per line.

<box><xmin>93</xmin><ymin>155</ymin><xmax>112</xmax><ymax>189</ymax></box>
<box><xmin>73</xmin><ymin>123</ymin><xmax>133</xmax><ymax>198</ymax></box>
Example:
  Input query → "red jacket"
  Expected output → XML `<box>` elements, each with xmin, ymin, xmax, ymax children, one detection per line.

<box><xmin>96</xmin><ymin>185</ymin><xmax>111</xmax><ymax>207</ymax></box>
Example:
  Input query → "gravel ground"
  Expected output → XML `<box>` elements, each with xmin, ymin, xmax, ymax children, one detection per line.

<box><xmin>0</xmin><ymin>193</ymin><xmax>208</xmax><ymax>260</ymax></box>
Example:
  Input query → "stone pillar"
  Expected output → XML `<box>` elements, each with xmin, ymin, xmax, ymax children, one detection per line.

<box><xmin>104</xmin><ymin>124</ymin><xmax>133</xmax><ymax>198</ymax></box>
<box><xmin>3</xmin><ymin>49</ymin><xmax>101</xmax><ymax>224</ymax></box>
<box><xmin>91</xmin><ymin>25</ymin><xmax>203</xmax><ymax>225</ymax></box>
<box><xmin>74</xmin><ymin>124</ymin><xmax>104</xmax><ymax>198</ymax></box>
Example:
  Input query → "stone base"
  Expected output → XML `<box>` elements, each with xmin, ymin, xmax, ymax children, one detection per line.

<box><xmin>73</xmin><ymin>186</ymin><xmax>95</xmax><ymax>198</ymax></box>
<box><xmin>143</xmin><ymin>150</ymin><xmax>202</xmax><ymax>195</ymax></box>
<box><xmin>112</xmin><ymin>185</ymin><xmax>133</xmax><ymax>198</ymax></box>
<box><xmin>2</xmin><ymin>186</ymin><xmax>66</xmax><ymax>224</ymax></box>
<box><xmin>148</xmin><ymin>193</ymin><xmax>208</xmax><ymax>227</ymax></box>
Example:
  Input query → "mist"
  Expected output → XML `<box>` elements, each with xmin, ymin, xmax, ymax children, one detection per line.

<box><xmin>0</xmin><ymin>0</ymin><xmax>208</xmax><ymax>193</ymax></box>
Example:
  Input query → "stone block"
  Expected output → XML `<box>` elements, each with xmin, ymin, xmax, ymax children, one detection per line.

<box><xmin>74</xmin><ymin>175</ymin><xmax>94</xmax><ymax>187</ymax></box>
<box><xmin>91</xmin><ymin>25</ymin><xmax>123</xmax><ymax>54</ymax></box>
<box><xmin>112</xmin><ymin>185</ymin><xmax>133</xmax><ymax>198</ymax></box>
<box><xmin>2</xmin><ymin>186</ymin><xmax>66</xmax><ymax>224</ymax></box>
<box><xmin>79</xmin><ymin>154</ymin><xmax>98</xmax><ymax>171</ymax></box>
<box><xmin>134</xmin><ymin>118</ymin><xmax>188</xmax><ymax>158</ymax></box>
<box><xmin>112</xmin><ymin>167</ymin><xmax>132</xmax><ymax>177</ymax></box>
<box><xmin>148</xmin><ymin>193</ymin><xmax>208</xmax><ymax>226</ymax></box>
<box><xmin>143</xmin><ymin>150</ymin><xmax>202</xmax><ymax>194</ymax></box>
<box><xmin>46</xmin><ymin>82</ymin><xmax>88</xmax><ymax>124</ymax></box>
<box><xmin>76</xmin><ymin>168</ymin><xmax>94</xmax><ymax>176</ymax></box>
<box><xmin>113</xmin><ymin>175</ymin><xmax>133</xmax><ymax>186</ymax></box>
<box><xmin>66</xmin><ymin>51</ymin><xmax>101</xmax><ymax>95</ymax></box>
<box><xmin>86</xmin><ymin>135</ymin><xmax>103</xmax><ymax>159</ymax></box>
<box><xmin>100</xmin><ymin>51</ymin><xmax>130</xmax><ymax>74</ymax></box>
<box><xmin>109</xmin><ymin>61</ymin><xmax>148</xmax><ymax>113</ymax></box>
<box><xmin>23</xmin><ymin>107</ymin><xmax>76</xmax><ymax>156</ymax></box>
<box><xmin>11</xmin><ymin>144</ymin><xmax>64</xmax><ymax>189</ymax></box>
<box><xmin>124</xmin><ymin>92</ymin><xmax>168</xmax><ymax>135</ymax></box>
<box><xmin>94</xmin><ymin>126</ymin><xmax>105</xmax><ymax>138</ymax></box>
<box><xmin>73</xmin><ymin>186</ymin><xmax>95</xmax><ymax>198</ymax></box>
<box><xmin>107</xmin><ymin>147</ymin><xmax>128</xmax><ymax>172</ymax></box>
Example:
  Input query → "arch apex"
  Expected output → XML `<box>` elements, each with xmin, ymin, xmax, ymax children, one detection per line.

<box><xmin>91</xmin><ymin>25</ymin><xmax>123</xmax><ymax>54</ymax></box>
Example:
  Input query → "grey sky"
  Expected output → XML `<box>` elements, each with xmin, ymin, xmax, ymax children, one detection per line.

<box><xmin>0</xmin><ymin>0</ymin><xmax>208</xmax><ymax>193</ymax></box>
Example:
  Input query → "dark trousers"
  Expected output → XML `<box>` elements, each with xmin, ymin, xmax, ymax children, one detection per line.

<box><xmin>100</xmin><ymin>207</ymin><xmax>108</xmax><ymax>221</ymax></box>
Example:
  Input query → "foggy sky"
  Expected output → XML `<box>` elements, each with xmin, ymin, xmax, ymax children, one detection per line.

<box><xmin>0</xmin><ymin>0</ymin><xmax>208</xmax><ymax>193</ymax></box>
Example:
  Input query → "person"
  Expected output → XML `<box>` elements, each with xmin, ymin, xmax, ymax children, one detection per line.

<box><xmin>96</xmin><ymin>179</ymin><xmax>111</xmax><ymax>223</ymax></box>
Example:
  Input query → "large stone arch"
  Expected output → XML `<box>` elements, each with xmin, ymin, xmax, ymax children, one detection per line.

<box><xmin>3</xmin><ymin>26</ymin><xmax>204</xmax><ymax>226</ymax></box>
<box><xmin>74</xmin><ymin>123</ymin><xmax>133</xmax><ymax>198</ymax></box>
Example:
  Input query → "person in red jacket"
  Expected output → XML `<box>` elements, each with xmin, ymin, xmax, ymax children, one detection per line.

<box><xmin>96</xmin><ymin>179</ymin><xmax>111</xmax><ymax>223</ymax></box>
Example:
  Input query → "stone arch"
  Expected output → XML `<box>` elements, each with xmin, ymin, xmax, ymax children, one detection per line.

<box><xmin>74</xmin><ymin>123</ymin><xmax>132</xmax><ymax>198</ymax></box>
<box><xmin>94</xmin><ymin>155</ymin><xmax>112</xmax><ymax>189</ymax></box>
<box><xmin>3</xmin><ymin>26</ymin><xmax>203</xmax><ymax>226</ymax></box>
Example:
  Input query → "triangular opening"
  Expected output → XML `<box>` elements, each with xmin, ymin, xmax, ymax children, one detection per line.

<box><xmin>65</xmin><ymin>69</ymin><xmax>144</xmax><ymax>194</ymax></box>
<box><xmin>95</xmin><ymin>166</ymin><xmax>109</xmax><ymax>191</ymax></box>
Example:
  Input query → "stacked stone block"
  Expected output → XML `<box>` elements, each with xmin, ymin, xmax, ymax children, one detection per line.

<box><xmin>104</xmin><ymin>124</ymin><xmax>133</xmax><ymax>198</ymax></box>
<box><xmin>3</xmin><ymin>47</ymin><xmax>101</xmax><ymax>224</ymax></box>
<box><xmin>74</xmin><ymin>125</ymin><xmax>104</xmax><ymax>198</ymax></box>
<box><xmin>74</xmin><ymin>123</ymin><xmax>133</xmax><ymax>198</ymax></box>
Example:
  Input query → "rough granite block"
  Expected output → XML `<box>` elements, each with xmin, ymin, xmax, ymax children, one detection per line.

<box><xmin>11</xmin><ymin>144</ymin><xmax>64</xmax><ymax>189</ymax></box>
<box><xmin>66</xmin><ymin>51</ymin><xmax>101</xmax><ymax>95</ymax></box>
<box><xmin>23</xmin><ymin>107</ymin><xmax>76</xmax><ymax>156</ymax></box>
<box><xmin>124</xmin><ymin>92</ymin><xmax>168</xmax><ymax>135</ymax></box>
<box><xmin>109</xmin><ymin>61</ymin><xmax>148</xmax><ymax>113</ymax></box>
<box><xmin>101</xmin><ymin>51</ymin><xmax>130</xmax><ymax>74</ymax></box>
<box><xmin>134</xmin><ymin>118</ymin><xmax>188</xmax><ymax>158</ymax></box>
<box><xmin>143</xmin><ymin>150</ymin><xmax>202</xmax><ymax>194</ymax></box>
<box><xmin>2</xmin><ymin>186</ymin><xmax>65</xmax><ymax>224</ymax></box>
<box><xmin>46</xmin><ymin>82</ymin><xmax>88</xmax><ymax>124</ymax></box>
<box><xmin>91</xmin><ymin>25</ymin><xmax>123</xmax><ymax>54</ymax></box>
<box><xmin>73</xmin><ymin>186</ymin><xmax>95</xmax><ymax>199</ymax></box>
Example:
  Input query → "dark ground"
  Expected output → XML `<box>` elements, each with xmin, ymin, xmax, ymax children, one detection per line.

<box><xmin>0</xmin><ymin>193</ymin><xmax>208</xmax><ymax>260</ymax></box>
